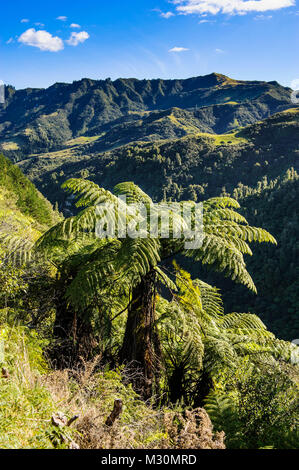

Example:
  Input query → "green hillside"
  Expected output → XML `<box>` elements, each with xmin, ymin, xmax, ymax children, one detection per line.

<box><xmin>0</xmin><ymin>104</ymin><xmax>298</xmax><ymax>450</ymax></box>
<box><xmin>17</xmin><ymin>108</ymin><xmax>299</xmax><ymax>210</ymax></box>
<box><xmin>1</xmin><ymin>78</ymin><xmax>298</xmax><ymax>344</ymax></box>
<box><xmin>188</xmin><ymin>169</ymin><xmax>299</xmax><ymax>340</ymax></box>
<box><xmin>12</xmin><ymin>109</ymin><xmax>298</xmax><ymax>341</ymax></box>
<box><xmin>0</xmin><ymin>154</ymin><xmax>60</xmax><ymax>241</ymax></box>
<box><xmin>234</xmin><ymin>170</ymin><xmax>299</xmax><ymax>339</ymax></box>
<box><xmin>0</xmin><ymin>73</ymin><xmax>294</xmax><ymax>159</ymax></box>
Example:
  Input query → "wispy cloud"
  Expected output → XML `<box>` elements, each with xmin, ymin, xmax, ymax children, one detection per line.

<box><xmin>140</xmin><ymin>47</ymin><xmax>168</xmax><ymax>75</ymax></box>
<box><xmin>20</xmin><ymin>19</ymin><xmax>29</xmax><ymax>23</ymax></box>
<box><xmin>152</xmin><ymin>8</ymin><xmax>175</xmax><ymax>19</ymax></box>
<box><xmin>215</xmin><ymin>48</ymin><xmax>225</xmax><ymax>53</ymax></box>
<box><xmin>70</xmin><ymin>23</ymin><xmax>81</xmax><ymax>28</ymax></box>
<box><xmin>169</xmin><ymin>46</ymin><xmax>189</xmax><ymax>52</ymax></box>
<box><xmin>291</xmin><ymin>78</ymin><xmax>299</xmax><ymax>90</ymax></box>
<box><xmin>35</xmin><ymin>22</ymin><xmax>45</xmax><ymax>27</ymax></box>
<box><xmin>174</xmin><ymin>0</ymin><xmax>295</xmax><ymax>16</ymax></box>
<box><xmin>57</xmin><ymin>16</ymin><xmax>67</xmax><ymax>21</ymax></box>
<box><xmin>66</xmin><ymin>31</ymin><xmax>90</xmax><ymax>46</ymax></box>
<box><xmin>199</xmin><ymin>19</ymin><xmax>215</xmax><ymax>23</ymax></box>
<box><xmin>161</xmin><ymin>12</ymin><xmax>175</xmax><ymax>18</ymax></box>
<box><xmin>254</xmin><ymin>14</ymin><xmax>273</xmax><ymax>19</ymax></box>
<box><xmin>6</xmin><ymin>37</ymin><xmax>14</xmax><ymax>44</ymax></box>
<box><xmin>18</xmin><ymin>28</ymin><xmax>64</xmax><ymax>52</ymax></box>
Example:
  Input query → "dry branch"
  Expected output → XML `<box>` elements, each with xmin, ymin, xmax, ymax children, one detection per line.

<box><xmin>105</xmin><ymin>399</ymin><xmax>123</xmax><ymax>426</ymax></box>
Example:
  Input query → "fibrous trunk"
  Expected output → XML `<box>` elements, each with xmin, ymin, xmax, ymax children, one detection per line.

<box><xmin>193</xmin><ymin>369</ymin><xmax>214</xmax><ymax>407</ymax></box>
<box><xmin>119</xmin><ymin>269</ymin><xmax>161</xmax><ymax>400</ymax></box>
<box><xmin>51</xmin><ymin>273</ymin><xmax>97</xmax><ymax>368</ymax></box>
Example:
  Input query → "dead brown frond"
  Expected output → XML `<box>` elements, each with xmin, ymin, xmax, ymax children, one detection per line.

<box><xmin>161</xmin><ymin>407</ymin><xmax>226</xmax><ymax>449</ymax></box>
<box><xmin>43</xmin><ymin>358</ymin><xmax>225</xmax><ymax>449</ymax></box>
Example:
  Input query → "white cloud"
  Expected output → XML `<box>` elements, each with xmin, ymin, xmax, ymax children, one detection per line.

<box><xmin>6</xmin><ymin>37</ymin><xmax>14</xmax><ymax>44</ymax></box>
<box><xmin>21</xmin><ymin>19</ymin><xmax>29</xmax><ymax>23</ymax></box>
<box><xmin>174</xmin><ymin>0</ymin><xmax>295</xmax><ymax>16</ymax></box>
<box><xmin>35</xmin><ymin>22</ymin><xmax>45</xmax><ymax>27</ymax></box>
<box><xmin>254</xmin><ymin>13</ymin><xmax>273</xmax><ymax>18</ymax></box>
<box><xmin>215</xmin><ymin>48</ymin><xmax>225</xmax><ymax>53</ymax></box>
<box><xmin>152</xmin><ymin>8</ymin><xmax>175</xmax><ymax>18</ymax></box>
<box><xmin>70</xmin><ymin>23</ymin><xmax>81</xmax><ymax>28</ymax></box>
<box><xmin>66</xmin><ymin>31</ymin><xmax>90</xmax><ymax>46</ymax></box>
<box><xmin>291</xmin><ymin>79</ymin><xmax>299</xmax><ymax>90</ymax></box>
<box><xmin>169</xmin><ymin>46</ymin><xmax>189</xmax><ymax>52</ymax></box>
<box><xmin>18</xmin><ymin>28</ymin><xmax>64</xmax><ymax>52</ymax></box>
<box><xmin>161</xmin><ymin>11</ymin><xmax>175</xmax><ymax>18</ymax></box>
<box><xmin>57</xmin><ymin>16</ymin><xmax>67</xmax><ymax>21</ymax></box>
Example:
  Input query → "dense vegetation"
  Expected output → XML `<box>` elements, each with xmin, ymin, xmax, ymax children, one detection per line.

<box><xmin>0</xmin><ymin>73</ymin><xmax>298</xmax><ymax>449</ymax></box>
<box><xmin>205</xmin><ymin>169</ymin><xmax>299</xmax><ymax>340</ymax></box>
<box><xmin>14</xmin><ymin>107</ymin><xmax>299</xmax><ymax>340</ymax></box>
<box><xmin>0</xmin><ymin>153</ymin><xmax>59</xmax><ymax>229</ymax></box>
<box><xmin>0</xmin><ymin>73</ymin><xmax>293</xmax><ymax>159</ymax></box>
<box><xmin>0</xmin><ymin>166</ymin><xmax>298</xmax><ymax>448</ymax></box>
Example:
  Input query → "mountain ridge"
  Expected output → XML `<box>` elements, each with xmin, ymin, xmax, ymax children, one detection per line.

<box><xmin>0</xmin><ymin>73</ymin><xmax>295</xmax><ymax>159</ymax></box>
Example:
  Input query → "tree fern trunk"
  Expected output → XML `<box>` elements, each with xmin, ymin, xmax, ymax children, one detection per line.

<box><xmin>193</xmin><ymin>369</ymin><xmax>214</xmax><ymax>407</ymax></box>
<box><xmin>168</xmin><ymin>365</ymin><xmax>185</xmax><ymax>403</ymax></box>
<box><xmin>52</xmin><ymin>288</ymin><xmax>75</xmax><ymax>367</ymax></box>
<box><xmin>119</xmin><ymin>269</ymin><xmax>160</xmax><ymax>400</ymax></box>
<box><xmin>51</xmin><ymin>275</ymin><xmax>97</xmax><ymax>367</ymax></box>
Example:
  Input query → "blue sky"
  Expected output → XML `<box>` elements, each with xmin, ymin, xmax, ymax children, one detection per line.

<box><xmin>0</xmin><ymin>0</ymin><xmax>298</xmax><ymax>90</ymax></box>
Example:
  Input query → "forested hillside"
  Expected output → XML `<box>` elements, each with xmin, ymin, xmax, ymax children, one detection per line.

<box><xmin>0</xmin><ymin>73</ymin><xmax>298</xmax><ymax>449</ymax></box>
<box><xmin>193</xmin><ymin>169</ymin><xmax>299</xmax><ymax>340</ymax></box>
<box><xmin>17</xmin><ymin>107</ymin><xmax>298</xmax><ymax>209</ymax></box>
<box><xmin>8</xmin><ymin>104</ymin><xmax>297</xmax><ymax>341</ymax></box>
<box><xmin>0</xmin><ymin>166</ymin><xmax>298</xmax><ymax>449</ymax></box>
<box><xmin>1</xmin><ymin>77</ymin><xmax>298</xmax><ymax>340</ymax></box>
<box><xmin>0</xmin><ymin>73</ymin><xmax>294</xmax><ymax>159</ymax></box>
<box><xmin>0</xmin><ymin>153</ymin><xmax>59</xmax><ymax>230</ymax></box>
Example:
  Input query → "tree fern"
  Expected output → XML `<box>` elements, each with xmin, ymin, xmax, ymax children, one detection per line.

<box><xmin>21</xmin><ymin>178</ymin><xmax>277</xmax><ymax>394</ymax></box>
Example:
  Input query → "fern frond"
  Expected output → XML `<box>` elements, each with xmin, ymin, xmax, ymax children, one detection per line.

<box><xmin>154</xmin><ymin>265</ymin><xmax>177</xmax><ymax>292</ymax></box>
<box><xmin>204</xmin><ymin>391</ymin><xmax>239</xmax><ymax>436</ymax></box>
<box><xmin>186</xmin><ymin>233</ymin><xmax>257</xmax><ymax>292</ymax></box>
<box><xmin>204</xmin><ymin>334</ymin><xmax>238</xmax><ymax>375</ymax></box>
<box><xmin>113</xmin><ymin>181</ymin><xmax>153</xmax><ymax>205</ymax></box>
<box><xmin>204</xmin><ymin>208</ymin><xmax>248</xmax><ymax>225</ymax></box>
<box><xmin>223</xmin><ymin>313</ymin><xmax>268</xmax><ymax>330</ymax></box>
<box><xmin>62</xmin><ymin>178</ymin><xmax>119</xmax><ymax>208</ymax></box>
<box><xmin>204</xmin><ymin>197</ymin><xmax>241</xmax><ymax>210</ymax></box>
